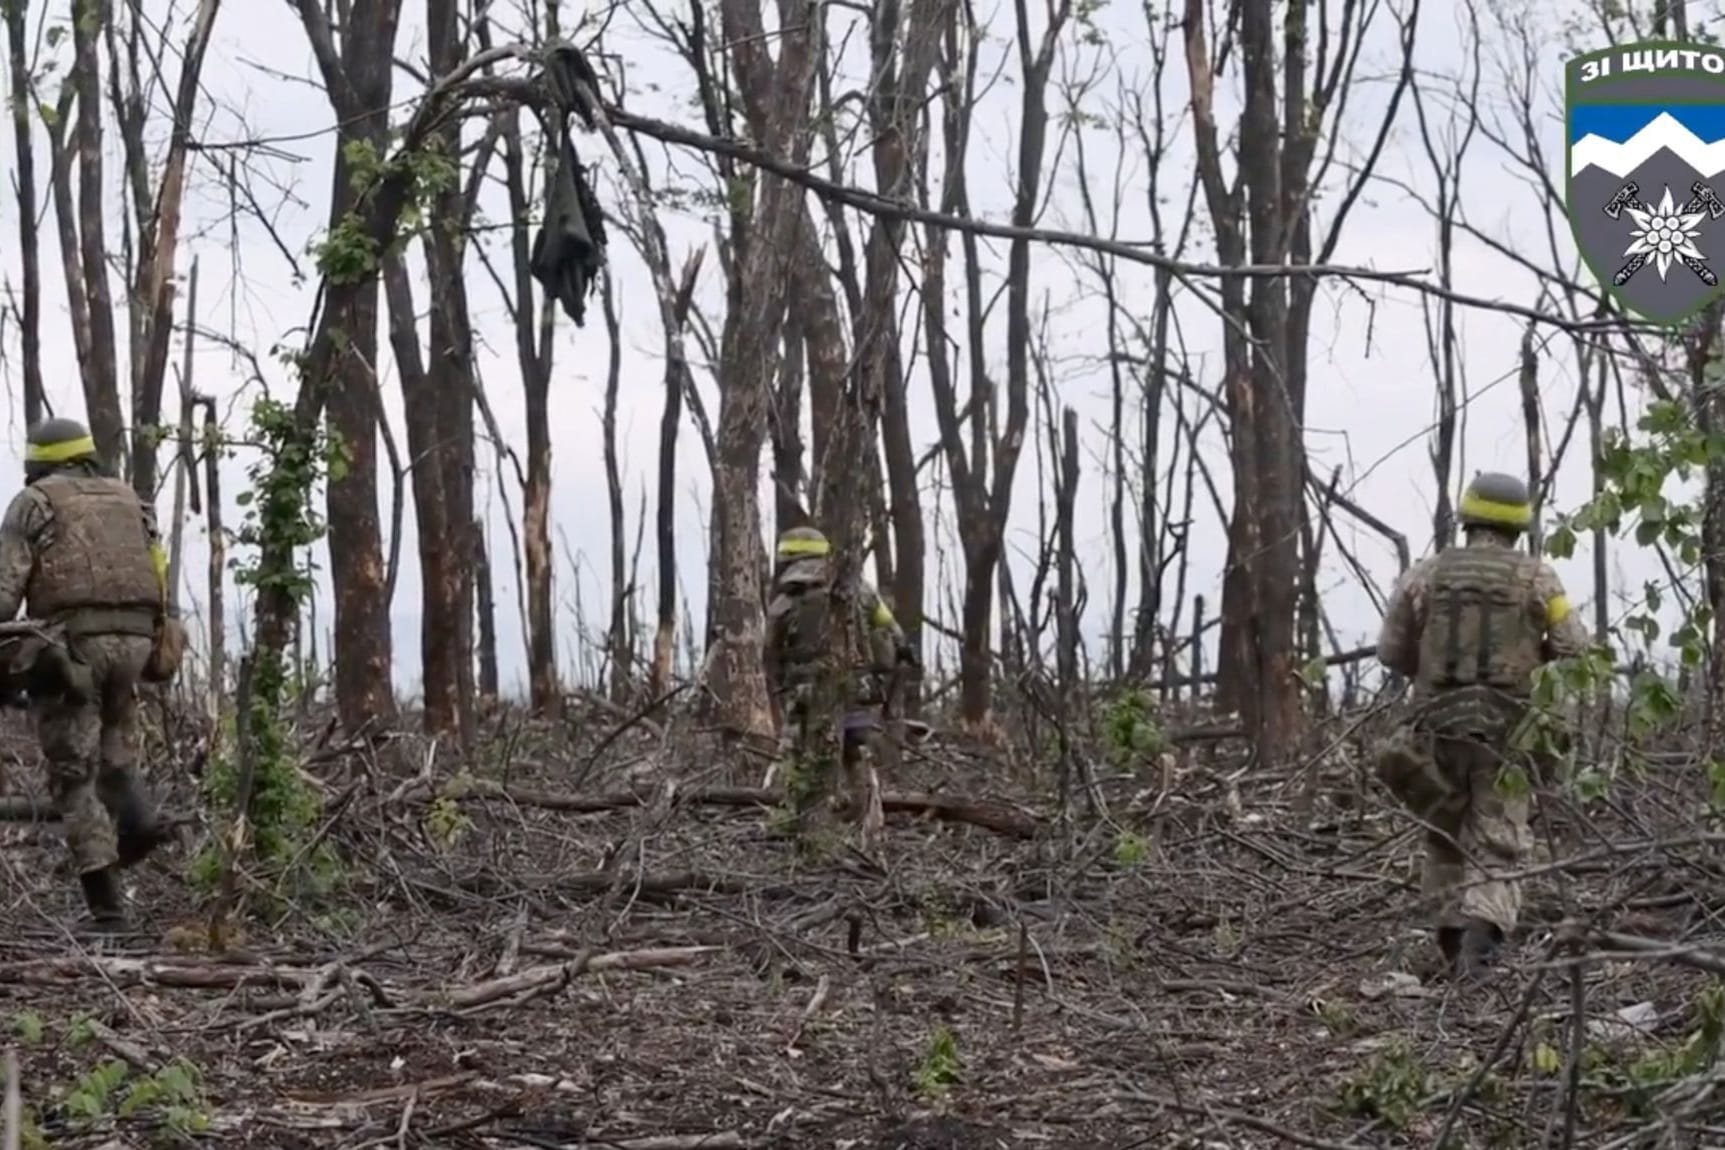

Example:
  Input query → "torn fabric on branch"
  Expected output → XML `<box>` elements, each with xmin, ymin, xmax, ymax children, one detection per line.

<box><xmin>530</xmin><ymin>43</ymin><xmax>609</xmax><ymax>327</ymax></box>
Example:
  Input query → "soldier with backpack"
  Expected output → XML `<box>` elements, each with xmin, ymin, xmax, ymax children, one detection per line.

<box><xmin>1374</xmin><ymin>472</ymin><xmax>1590</xmax><ymax>980</ymax></box>
<box><xmin>763</xmin><ymin>526</ymin><xmax>918</xmax><ymax>843</ymax></box>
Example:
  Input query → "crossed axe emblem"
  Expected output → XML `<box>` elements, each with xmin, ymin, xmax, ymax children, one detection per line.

<box><xmin>1603</xmin><ymin>179</ymin><xmax>1725</xmax><ymax>287</ymax></box>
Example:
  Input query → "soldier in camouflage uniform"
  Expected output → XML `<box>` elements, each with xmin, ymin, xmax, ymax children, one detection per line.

<box><xmin>763</xmin><ymin>526</ymin><xmax>918</xmax><ymax>833</ymax></box>
<box><xmin>0</xmin><ymin>419</ymin><xmax>173</xmax><ymax>931</ymax></box>
<box><xmin>1375</xmin><ymin>472</ymin><xmax>1590</xmax><ymax>979</ymax></box>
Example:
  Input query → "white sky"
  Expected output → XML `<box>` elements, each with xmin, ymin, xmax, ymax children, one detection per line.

<box><xmin>0</xmin><ymin>0</ymin><xmax>1676</xmax><ymax>701</ymax></box>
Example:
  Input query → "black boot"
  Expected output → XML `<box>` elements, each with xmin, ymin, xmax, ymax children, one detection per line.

<box><xmin>1443</xmin><ymin>917</ymin><xmax>1504</xmax><ymax>981</ymax></box>
<box><xmin>77</xmin><ymin>867</ymin><xmax>129</xmax><ymax>934</ymax></box>
<box><xmin>106</xmin><ymin>772</ymin><xmax>170</xmax><ymax>868</ymax></box>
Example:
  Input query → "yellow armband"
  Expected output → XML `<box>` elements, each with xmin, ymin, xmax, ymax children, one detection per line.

<box><xmin>1545</xmin><ymin>594</ymin><xmax>1571</xmax><ymax>627</ymax></box>
<box><xmin>149</xmin><ymin>541</ymin><xmax>168</xmax><ymax>602</ymax></box>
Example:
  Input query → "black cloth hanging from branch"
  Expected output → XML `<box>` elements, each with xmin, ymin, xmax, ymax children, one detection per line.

<box><xmin>530</xmin><ymin>44</ymin><xmax>609</xmax><ymax>327</ymax></box>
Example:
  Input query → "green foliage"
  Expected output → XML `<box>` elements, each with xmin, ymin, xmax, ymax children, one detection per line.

<box><xmin>424</xmin><ymin>784</ymin><xmax>474</xmax><ymax>851</ymax></box>
<box><xmin>1334</xmin><ymin>1039</ymin><xmax>1432</xmax><ymax>1130</ymax></box>
<box><xmin>53</xmin><ymin>1051</ymin><xmax>210</xmax><ymax>1140</ymax></box>
<box><xmin>192</xmin><ymin>707</ymin><xmax>327</xmax><ymax>891</ymax></box>
<box><xmin>11</xmin><ymin>1010</ymin><xmax>43</xmax><ymax>1045</ymax></box>
<box><xmin>118</xmin><ymin>1058</ymin><xmax>210</xmax><ymax>1136</ymax></box>
<box><xmin>913</xmin><ymin>1026</ymin><xmax>962</xmax><ymax>1100</ymax></box>
<box><xmin>197</xmin><ymin>395</ymin><xmax>343</xmax><ymax>905</ymax></box>
<box><xmin>1103</xmin><ymin>690</ymin><xmax>1164</xmax><ymax>767</ymax></box>
<box><xmin>1546</xmin><ymin>396</ymin><xmax>1715</xmax><ymax>680</ymax></box>
<box><xmin>310</xmin><ymin>137</ymin><xmax>460</xmax><ymax>285</ymax></box>
<box><xmin>312</xmin><ymin>214</ymin><xmax>381</xmax><ymax>286</ymax></box>
<box><xmin>781</xmin><ymin>744</ymin><xmax>835</xmax><ymax>820</ymax></box>
<box><xmin>1580</xmin><ymin>983</ymin><xmax>1725</xmax><ymax>1117</ymax></box>
<box><xmin>231</xmin><ymin>395</ymin><xmax>341</xmax><ymax>601</ymax></box>
<box><xmin>1534</xmin><ymin>373</ymin><xmax>1725</xmax><ymax>799</ymax></box>
<box><xmin>61</xmin><ymin>1059</ymin><xmax>128</xmax><ymax>1126</ymax></box>
<box><xmin>1111</xmin><ymin>828</ymin><xmax>1149</xmax><ymax>866</ymax></box>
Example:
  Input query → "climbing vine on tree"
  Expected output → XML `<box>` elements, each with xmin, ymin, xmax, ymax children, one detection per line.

<box><xmin>194</xmin><ymin>128</ymin><xmax>457</xmax><ymax>909</ymax></box>
<box><xmin>311</xmin><ymin>137</ymin><xmax>457</xmax><ymax>286</ymax></box>
<box><xmin>192</xmin><ymin>393</ymin><xmax>349</xmax><ymax>898</ymax></box>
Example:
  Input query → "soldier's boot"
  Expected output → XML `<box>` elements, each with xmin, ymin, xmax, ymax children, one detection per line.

<box><xmin>76</xmin><ymin>866</ymin><xmax>129</xmax><ymax>934</ymax></box>
<box><xmin>1438</xmin><ymin>917</ymin><xmax>1504</xmax><ymax>981</ymax></box>
<box><xmin>104</xmin><ymin>771</ymin><xmax>171</xmax><ymax>868</ymax></box>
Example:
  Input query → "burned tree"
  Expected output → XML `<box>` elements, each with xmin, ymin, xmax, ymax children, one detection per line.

<box><xmin>28</xmin><ymin>0</ymin><xmax>224</xmax><ymax>492</ymax></box>
<box><xmin>287</xmin><ymin>0</ymin><xmax>403</xmax><ymax>732</ymax></box>
<box><xmin>699</xmin><ymin>0</ymin><xmax>822</xmax><ymax>737</ymax></box>
<box><xmin>1180</xmin><ymin>0</ymin><xmax>1417</xmax><ymax>765</ymax></box>
<box><xmin>922</xmin><ymin>0</ymin><xmax>1072</xmax><ymax>727</ymax></box>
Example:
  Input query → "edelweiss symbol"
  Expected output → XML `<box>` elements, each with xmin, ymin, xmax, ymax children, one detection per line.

<box><xmin>1606</xmin><ymin>180</ymin><xmax>1722</xmax><ymax>286</ymax></box>
<box><xmin>1626</xmin><ymin>185</ymin><xmax>1708</xmax><ymax>279</ymax></box>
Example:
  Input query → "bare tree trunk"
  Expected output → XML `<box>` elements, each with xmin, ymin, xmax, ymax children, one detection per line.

<box><xmin>382</xmin><ymin>260</ymin><xmax>454</xmax><ymax>727</ymax></box>
<box><xmin>166</xmin><ymin>258</ymin><xmax>200</xmax><ymax>608</ymax></box>
<box><xmin>200</xmin><ymin>395</ymin><xmax>225</xmax><ymax>711</ymax></box>
<box><xmin>498</xmin><ymin>105</ymin><xmax>561</xmax><ymax>715</ymax></box>
<box><xmin>860</xmin><ymin>0</ymin><xmax>948</xmax><ymax>703</ymax></box>
<box><xmin>4</xmin><ymin>0</ymin><xmax>45</xmax><ymax>426</ymax></box>
<box><xmin>474</xmin><ymin>522</ymin><xmax>499</xmax><ymax>702</ymax></box>
<box><xmin>771</xmin><ymin>313</ymin><xmax>807</xmax><ymax>527</ymax></box>
<box><xmin>66</xmin><ymin>4</ymin><xmax>125</xmax><ymax>466</ymax></box>
<box><xmin>1182</xmin><ymin>0</ymin><xmax>1255</xmax><ymax>714</ymax></box>
<box><xmin>601</xmin><ymin>267</ymin><xmax>632</xmax><ymax>700</ymax></box>
<box><xmin>651</xmin><ymin>252</ymin><xmax>698</xmax><ymax>695</ymax></box>
<box><xmin>921</xmin><ymin>0</ymin><xmax>1066</xmax><ymax>727</ymax></box>
<box><xmin>120</xmin><ymin>0</ymin><xmax>223</xmax><ymax>500</ymax></box>
<box><xmin>1235</xmin><ymin>0</ymin><xmax>1302</xmax><ymax>760</ymax></box>
<box><xmin>703</xmin><ymin>0</ymin><xmax>820</xmax><ymax>737</ymax></box>
<box><xmin>1518</xmin><ymin>326</ymin><xmax>1544</xmax><ymax>557</ymax></box>
<box><xmin>287</xmin><ymin>0</ymin><xmax>404</xmax><ymax>732</ymax></box>
<box><xmin>423</xmin><ymin>0</ymin><xmax>478</xmax><ymax>746</ymax></box>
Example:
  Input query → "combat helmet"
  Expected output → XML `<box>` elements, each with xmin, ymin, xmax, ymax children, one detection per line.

<box><xmin>774</xmin><ymin>525</ymin><xmax>831</xmax><ymax>587</ymax></box>
<box><xmin>24</xmin><ymin>417</ymin><xmax>99</xmax><ymax>482</ymax></box>
<box><xmin>1457</xmin><ymin>471</ymin><xmax>1532</xmax><ymax>534</ymax></box>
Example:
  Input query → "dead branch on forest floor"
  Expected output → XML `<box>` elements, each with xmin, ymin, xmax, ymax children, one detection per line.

<box><xmin>399</xmin><ymin>780</ymin><xmax>1040</xmax><ymax>839</ymax></box>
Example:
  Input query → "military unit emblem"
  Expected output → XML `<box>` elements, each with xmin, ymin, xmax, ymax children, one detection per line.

<box><xmin>1567</xmin><ymin>41</ymin><xmax>1725</xmax><ymax>323</ymax></box>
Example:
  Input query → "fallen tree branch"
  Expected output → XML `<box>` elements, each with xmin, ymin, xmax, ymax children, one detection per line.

<box><xmin>0</xmin><ymin>945</ymin><xmax>722</xmax><ymax>1004</ymax></box>
<box><xmin>415</xmin><ymin>780</ymin><xmax>1039</xmax><ymax>839</ymax></box>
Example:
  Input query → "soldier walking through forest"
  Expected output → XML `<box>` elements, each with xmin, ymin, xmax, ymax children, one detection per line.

<box><xmin>0</xmin><ymin>419</ymin><xmax>181</xmax><ymax>933</ymax></box>
<box><xmin>763</xmin><ymin>526</ymin><xmax>919</xmax><ymax>843</ymax></box>
<box><xmin>1374</xmin><ymin>472</ymin><xmax>1590</xmax><ymax>981</ymax></box>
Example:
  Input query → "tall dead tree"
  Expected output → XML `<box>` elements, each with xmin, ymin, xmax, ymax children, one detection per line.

<box><xmin>36</xmin><ymin>0</ymin><xmax>222</xmax><ymax>491</ymax></box>
<box><xmin>1181</xmin><ymin>0</ymin><xmax>1416</xmax><ymax>764</ymax></box>
<box><xmin>702</xmin><ymin>0</ymin><xmax>821</xmax><ymax>736</ymax></box>
<box><xmin>490</xmin><ymin>67</ymin><xmax>562</xmax><ymax>715</ymax></box>
<box><xmin>381</xmin><ymin>0</ymin><xmax>483</xmax><ymax>742</ymax></box>
<box><xmin>5</xmin><ymin>0</ymin><xmax>46</xmax><ymax>426</ymax></box>
<box><xmin>289</xmin><ymin>0</ymin><xmax>403</xmax><ymax>732</ymax></box>
<box><xmin>923</xmin><ymin>0</ymin><xmax>1070</xmax><ymax>727</ymax></box>
<box><xmin>809</xmin><ymin>0</ymin><xmax>949</xmax><ymax>682</ymax></box>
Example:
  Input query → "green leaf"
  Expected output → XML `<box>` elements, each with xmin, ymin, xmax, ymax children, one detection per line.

<box><xmin>1532</xmin><ymin>1043</ymin><xmax>1561</xmax><ymax>1074</ymax></box>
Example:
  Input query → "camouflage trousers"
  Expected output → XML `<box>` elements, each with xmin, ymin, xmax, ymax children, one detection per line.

<box><xmin>773</xmin><ymin>684</ymin><xmax>887</xmax><ymax>835</ymax></box>
<box><xmin>32</xmin><ymin>635</ymin><xmax>153</xmax><ymax>875</ymax></box>
<box><xmin>1375</xmin><ymin>724</ymin><xmax>1532</xmax><ymax>935</ymax></box>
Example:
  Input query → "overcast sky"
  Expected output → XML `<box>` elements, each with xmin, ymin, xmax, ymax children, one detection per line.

<box><xmin>0</xmin><ymin>0</ymin><xmax>1669</xmax><ymax>701</ymax></box>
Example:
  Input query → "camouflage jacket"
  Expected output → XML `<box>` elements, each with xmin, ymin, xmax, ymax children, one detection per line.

<box><xmin>764</xmin><ymin>557</ymin><xmax>905</xmax><ymax>693</ymax></box>
<box><xmin>1376</xmin><ymin>534</ymin><xmax>1589</xmax><ymax>696</ymax></box>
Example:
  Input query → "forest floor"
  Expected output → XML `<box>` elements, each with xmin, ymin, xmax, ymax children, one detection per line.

<box><xmin>0</xmin><ymin>699</ymin><xmax>1719</xmax><ymax>1149</ymax></box>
